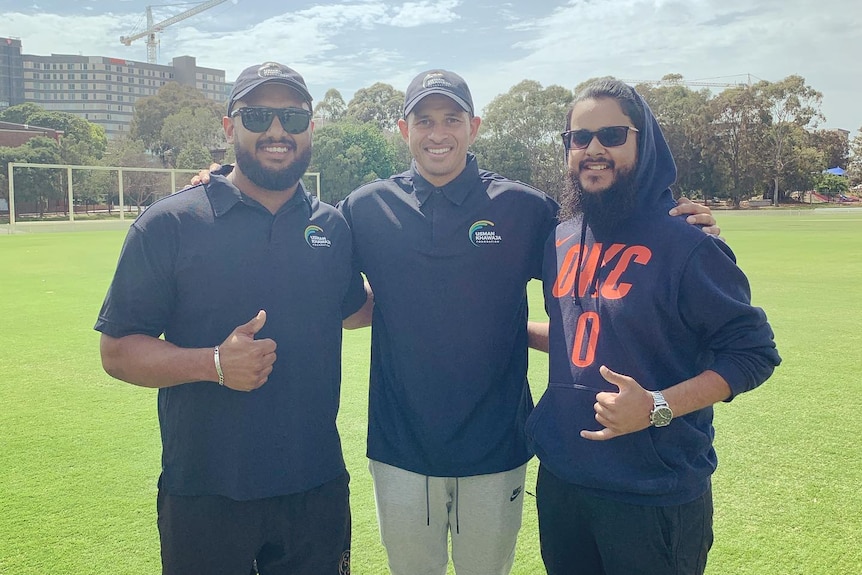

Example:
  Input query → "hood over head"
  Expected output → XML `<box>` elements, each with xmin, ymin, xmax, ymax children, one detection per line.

<box><xmin>567</xmin><ymin>78</ymin><xmax>678</xmax><ymax>209</ymax></box>
<box><xmin>632</xmin><ymin>93</ymin><xmax>677</xmax><ymax>208</ymax></box>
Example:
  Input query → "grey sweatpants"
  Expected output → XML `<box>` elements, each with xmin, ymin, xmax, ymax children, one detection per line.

<box><xmin>369</xmin><ymin>459</ymin><xmax>528</xmax><ymax>575</ymax></box>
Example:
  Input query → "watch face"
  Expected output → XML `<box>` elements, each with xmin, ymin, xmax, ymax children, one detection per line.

<box><xmin>652</xmin><ymin>407</ymin><xmax>673</xmax><ymax>427</ymax></box>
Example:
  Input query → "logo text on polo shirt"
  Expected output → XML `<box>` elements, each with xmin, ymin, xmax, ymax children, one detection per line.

<box><xmin>469</xmin><ymin>220</ymin><xmax>502</xmax><ymax>246</ymax></box>
<box><xmin>304</xmin><ymin>225</ymin><xmax>332</xmax><ymax>248</ymax></box>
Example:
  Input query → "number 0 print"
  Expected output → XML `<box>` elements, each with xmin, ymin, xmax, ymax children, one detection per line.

<box><xmin>571</xmin><ymin>311</ymin><xmax>600</xmax><ymax>367</ymax></box>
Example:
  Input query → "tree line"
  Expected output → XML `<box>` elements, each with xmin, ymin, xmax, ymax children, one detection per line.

<box><xmin>2</xmin><ymin>73</ymin><xmax>859</xmax><ymax>216</ymax></box>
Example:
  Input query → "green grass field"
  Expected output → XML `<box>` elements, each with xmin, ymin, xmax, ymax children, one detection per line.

<box><xmin>1</xmin><ymin>210</ymin><xmax>860</xmax><ymax>574</ymax></box>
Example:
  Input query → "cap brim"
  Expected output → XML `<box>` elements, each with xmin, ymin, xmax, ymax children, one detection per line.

<box><xmin>404</xmin><ymin>89</ymin><xmax>473</xmax><ymax>117</ymax></box>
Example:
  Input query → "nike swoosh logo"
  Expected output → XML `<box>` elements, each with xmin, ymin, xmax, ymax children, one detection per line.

<box><xmin>510</xmin><ymin>487</ymin><xmax>523</xmax><ymax>501</ymax></box>
<box><xmin>556</xmin><ymin>232</ymin><xmax>577</xmax><ymax>247</ymax></box>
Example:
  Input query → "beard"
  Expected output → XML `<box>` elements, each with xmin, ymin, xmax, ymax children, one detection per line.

<box><xmin>234</xmin><ymin>138</ymin><xmax>312</xmax><ymax>192</ymax></box>
<box><xmin>559</xmin><ymin>164</ymin><xmax>639</xmax><ymax>236</ymax></box>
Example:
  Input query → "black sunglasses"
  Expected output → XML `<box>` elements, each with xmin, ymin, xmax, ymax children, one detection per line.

<box><xmin>230</xmin><ymin>107</ymin><xmax>312</xmax><ymax>134</ymax></box>
<box><xmin>561</xmin><ymin>126</ymin><xmax>638</xmax><ymax>150</ymax></box>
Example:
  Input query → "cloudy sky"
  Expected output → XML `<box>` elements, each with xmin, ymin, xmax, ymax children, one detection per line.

<box><xmin>2</xmin><ymin>0</ymin><xmax>858</xmax><ymax>132</ymax></box>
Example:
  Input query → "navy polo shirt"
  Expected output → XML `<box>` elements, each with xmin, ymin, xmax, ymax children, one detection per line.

<box><xmin>95</xmin><ymin>174</ymin><xmax>366</xmax><ymax>500</ymax></box>
<box><xmin>339</xmin><ymin>155</ymin><xmax>559</xmax><ymax>477</ymax></box>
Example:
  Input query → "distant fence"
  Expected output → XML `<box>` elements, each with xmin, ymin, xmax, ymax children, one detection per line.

<box><xmin>2</xmin><ymin>162</ymin><xmax>320</xmax><ymax>232</ymax></box>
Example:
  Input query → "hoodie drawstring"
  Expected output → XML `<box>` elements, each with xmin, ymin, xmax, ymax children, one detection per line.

<box><xmin>572</xmin><ymin>222</ymin><xmax>607</xmax><ymax>309</ymax></box>
<box><xmin>425</xmin><ymin>475</ymin><xmax>431</xmax><ymax>526</ymax></box>
<box><xmin>573</xmin><ymin>223</ymin><xmax>588</xmax><ymax>306</ymax></box>
<box><xmin>455</xmin><ymin>477</ymin><xmax>461</xmax><ymax>534</ymax></box>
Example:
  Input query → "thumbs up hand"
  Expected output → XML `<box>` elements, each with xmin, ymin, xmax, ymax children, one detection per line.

<box><xmin>580</xmin><ymin>365</ymin><xmax>654</xmax><ymax>441</ymax></box>
<box><xmin>217</xmin><ymin>310</ymin><xmax>277</xmax><ymax>391</ymax></box>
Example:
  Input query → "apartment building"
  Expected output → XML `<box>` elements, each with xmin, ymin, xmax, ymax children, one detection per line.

<box><xmin>0</xmin><ymin>37</ymin><xmax>230</xmax><ymax>139</ymax></box>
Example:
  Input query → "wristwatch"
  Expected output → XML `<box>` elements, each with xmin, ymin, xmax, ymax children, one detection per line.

<box><xmin>649</xmin><ymin>390</ymin><xmax>673</xmax><ymax>427</ymax></box>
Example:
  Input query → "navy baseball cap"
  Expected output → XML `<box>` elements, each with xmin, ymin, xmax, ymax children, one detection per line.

<box><xmin>227</xmin><ymin>62</ymin><xmax>313</xmax><ymax>115</ymax></box>
<box><xmin>403</xmin><ymin>69</ymin><xmax>474</xmax><ymax>117</ymax></box>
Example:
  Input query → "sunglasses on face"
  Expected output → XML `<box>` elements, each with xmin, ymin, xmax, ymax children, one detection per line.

<box><xmin>561</xmin><ymin>126</ymin><xmax>638</xmax><ymax>150</ymax></box>
<box><xmin>230</xmin><ymin>106</ymin><xmax>312</xmax><ymax>134</ymax></box>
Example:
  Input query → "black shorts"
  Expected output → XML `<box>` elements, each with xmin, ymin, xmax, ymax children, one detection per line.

<box><xmin>536</xmin><ymin>464</ymin><xmax>713</xmax><ymax>575</ymax></box>
<box><xmin>157</xmin><ymin>473</ymin><xmax>351</xmax><ymax>575</ymax></box>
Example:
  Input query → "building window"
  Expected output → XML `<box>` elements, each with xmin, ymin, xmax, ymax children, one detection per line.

<box><xmin>69</xmin><ymin>83</ymin><xmax>75</xmax><ymax>90</ymax></box>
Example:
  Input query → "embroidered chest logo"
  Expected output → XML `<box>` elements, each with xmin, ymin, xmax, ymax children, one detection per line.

<box><xmin>304</xmin><ymin>225</ymin><xmax>332</xmax><ymax>248</ymax></box>
<box><xmin>469</xmin><ymin>220</ymin><xmax>502</xmax><ymax>246</ymax></box>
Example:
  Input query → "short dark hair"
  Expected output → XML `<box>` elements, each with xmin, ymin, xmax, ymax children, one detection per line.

<box><xmin>566</xmin><ymin>78</ymin><xmax>645</xmax><ymax>137</ymax></box>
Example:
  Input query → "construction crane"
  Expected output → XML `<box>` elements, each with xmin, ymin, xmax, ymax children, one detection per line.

<box><xmin>622</xmin><ymin>74</ymin><xmax>759</xmax><ymax>90</ymax></box>
<box><xmin>120</xmin><ymin>0</ymin><xmax>229</xmax><ymax>64</ymax></box>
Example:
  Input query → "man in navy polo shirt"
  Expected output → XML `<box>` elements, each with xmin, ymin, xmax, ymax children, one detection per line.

<box><xmin>339</xmin><ymin>70</ymin><xmax>717</xmax><ymax>575</ymax></box>
<box><xmin>95</xmin><ymin>62</ymin><xmax>366</xmax><ymax>575</ymax></box>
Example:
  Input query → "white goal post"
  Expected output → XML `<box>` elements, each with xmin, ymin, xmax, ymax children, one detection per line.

<box><xmin>3</xmin><ymin>162</ymin><xmax>321</xmax><ymax>230</ymax></box>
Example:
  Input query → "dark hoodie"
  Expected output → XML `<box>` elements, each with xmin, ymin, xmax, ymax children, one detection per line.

<box><xmin>525</xmin><ymin>95</ymin><xmax>780</xmax><ymax>506</ymax></box>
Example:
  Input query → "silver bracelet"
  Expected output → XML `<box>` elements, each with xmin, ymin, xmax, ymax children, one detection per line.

<box><xmin>213</xmin><ymin>345</ymin><xmax>224</xmax><ymax>386</ymax></box>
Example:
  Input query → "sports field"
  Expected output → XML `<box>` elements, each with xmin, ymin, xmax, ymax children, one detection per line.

<box><xmin>1</xmin><ymin>210</ymin><xmax>860</xmax><ymax>574</ymax></box>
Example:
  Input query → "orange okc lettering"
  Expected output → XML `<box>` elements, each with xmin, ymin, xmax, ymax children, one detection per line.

<box><xmin>571</xmin><ymin>311</ymin><xmax>600</xmax><ymax>367</ymax></box>
<box><xmin>554</xmin><ymin>243</ymin><xmax>643</xmax><ymax>299</ymax></box>
<box><xmin>601</xmin><ymin>246</ymin><xmax>652</xmax><ymax>299</ymax></box>
<box><xmin>554</xmin><ymin>243</ymin><xmax>652</xmax><ymax>369</ymax></box>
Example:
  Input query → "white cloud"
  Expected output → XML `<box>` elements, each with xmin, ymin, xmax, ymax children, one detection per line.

<box><xmin>389</xmin><ymin>0</ymin><xmax>461</xmax><ymax>27</ymax></box>
<box><xmin>3</xmin><ymin>12</ymin><xmax>127</xmax><ymax>57</ymax></box>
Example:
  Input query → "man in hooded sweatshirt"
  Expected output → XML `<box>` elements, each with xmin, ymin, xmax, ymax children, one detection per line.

<box><xmin>525</xmin><ymin>78</ymin><xmax>781</xmax><ymax>575</ymax></box>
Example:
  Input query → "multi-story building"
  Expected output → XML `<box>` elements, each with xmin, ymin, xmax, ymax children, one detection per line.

<box><xmin>0</xmin><ymin>37</ymin><xmax>24</xmax><ymax>110</ymax></box>
<box><xmin>0</xmin><ymin>38</ymin><xmax>231</xmax><ymax>140</ymax></box>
